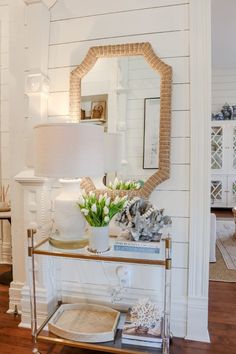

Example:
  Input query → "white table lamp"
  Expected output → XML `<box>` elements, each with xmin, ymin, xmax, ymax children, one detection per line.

<box><xmin>34</xmin><ymin>123</ymin><xmax>104</xmax><ymax>248</ymax></box>
<box><xmin>91</xmin><ymin>132</ymin><xmax>121</xmax><ymax>189</ymax></box>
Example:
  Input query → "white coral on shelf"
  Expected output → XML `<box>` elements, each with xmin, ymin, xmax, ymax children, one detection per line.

<box><xmin>130</xmin><ymin>298</ymin><xmax>161</xmax><ymax>329</ymax></box>
<box><xmin>116</xmin><ymin>197</ymin><xmax>172</xmax><ymax>241</ymax></box>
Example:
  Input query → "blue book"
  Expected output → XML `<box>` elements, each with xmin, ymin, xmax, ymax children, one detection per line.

<box><xmin>114</xmin><ymin>245</ymin><xmax>160</xmax><ymax>254</ymax></box>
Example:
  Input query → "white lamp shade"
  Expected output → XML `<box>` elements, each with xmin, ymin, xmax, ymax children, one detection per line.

<box><xmin>34</xmin><ymin>123</ymin><xmax>104</xmax><ymax>178</ymax></box>
<box><xmin>104</xmin><ymin>133</ymin><xmax>121</xmax><ymax>172</ymax></box>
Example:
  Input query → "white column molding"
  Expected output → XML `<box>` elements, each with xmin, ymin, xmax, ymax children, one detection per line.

<box><xmin>187</xmin><ymin>0</ymin><xmax>211</xmax><ymax>342</ymax></box>
<box><xmin>25</xmin><ymin>2</ymin><xmax>50</xmax><ymax>167</ymax></box>
<box><xmin>12</xmin><ymin>170</ymin><xmax>56</xmax><ymax>322</ymax></box>
<box><xmin>24</xmin><ymin>0</ymin><xmax>57</xmax><ymax>9</ymax></box>
<box><xmin>8</xmin><ymin>0</ymin><xmax>28</xmax><ymax>315</ymax></box>
<box><xmin>25</xmin><ymin>72</ymin><xmax>49</xmax><ymax>96</ymax></box>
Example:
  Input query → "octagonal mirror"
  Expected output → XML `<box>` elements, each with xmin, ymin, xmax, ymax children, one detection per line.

<box><xmin>70</xmin><ymin>43</ymin><xmax>172</xmax><ymax>198</ymax></box>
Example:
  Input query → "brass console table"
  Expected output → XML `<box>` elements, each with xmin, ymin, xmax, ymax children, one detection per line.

<box><xmin>27</xmin><ymin>229</ymin><xmax>172</xmax><ymax>354</ymax></box>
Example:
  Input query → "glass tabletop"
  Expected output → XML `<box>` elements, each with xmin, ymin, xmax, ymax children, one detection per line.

<box><xmin>33</xmin><ymin>236</ymin><xmax>167</xmax><ymax>266</ymax></box>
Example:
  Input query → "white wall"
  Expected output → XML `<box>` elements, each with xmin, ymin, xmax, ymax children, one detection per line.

<box><xmin>0</xmin><ymin>0</ymin><xmax>11</xmax><ymax>264</ymax></box>
<box><xmin>212</xmin><ymin>68</ymin><xmax>236</xmax><ymax>113</ymax></box>
<box><xmin>6</xmin><ymin>0</ymin><xmax>211</xmax><ymax>343</ymax></box>
<box><xmin>47</xmin><ymin>0</ymin><xmax>190</xmax><ymax>337</ymax></box>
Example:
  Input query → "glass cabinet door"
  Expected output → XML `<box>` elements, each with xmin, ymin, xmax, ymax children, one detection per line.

<box><xmin>211</xmin><ymin>126</ymin><xmax>224</xmax><ymax>171</ymax></box>
<box><xmin>227</xmin><ymin>177</ymin><xmax>236</xmax><ymax>207</ymax></box>
<box><xmin>228</xmin><ymin>126</ymin><xmax>236</xmax><ymax>173</ymax></box>
<box><xmin>211</xmin><ymin>177</ymin><xmax>227</xmax><ymax>207</ymax></box>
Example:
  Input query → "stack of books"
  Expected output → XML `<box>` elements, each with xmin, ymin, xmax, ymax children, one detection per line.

<box><xmin>114</xmin><ymin>237</ymin><xmax>160</xmax><ymax>254</ymax></box>
<box><xmin>121</xmin><ymin>311</ymin><xmax>163</xmax><ymax>349</ymax></box>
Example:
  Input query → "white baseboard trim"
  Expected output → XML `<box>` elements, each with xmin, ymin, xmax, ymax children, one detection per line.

<box><xmin>185</xmin><ymin>296</ymin><xmax>210</xmax><ymax>342</ymax></box>
<box><xmin>20</xmin><ymin>284</ymin><xmax>57</xmax><ymax>328</ymax></box>
<box><xmin>0</xmin><ymin>242</ymin><xmax>12</xmax><ymax>264</ymax></box>
<box><xmin>8</xmin><ymin>281</ymin><xmax>24</xmax><ymax>314</ymax></box>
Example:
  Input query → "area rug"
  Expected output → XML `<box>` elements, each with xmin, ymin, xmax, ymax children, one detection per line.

<box><xmin>216</xmin><ymin>220</ymin><xmax>236</xmax><ymax>270</ymax></box>
<box><xmin>209</xmin><ymin>219</ymin><xmax>236</xmax><ymax>282</ymax></box>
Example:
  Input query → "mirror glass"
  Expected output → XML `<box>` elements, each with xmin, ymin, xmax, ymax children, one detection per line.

<box><xmin>70</xmin><ymin>43</ymin><xmax>172</xmax><ymax>198</ymax></box>
<box><xmin>80</xmin><ymin>56</ymin><xmax>161</xmax><ymax>186</ymax></box>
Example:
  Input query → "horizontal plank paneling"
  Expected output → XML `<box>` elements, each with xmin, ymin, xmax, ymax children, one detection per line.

<box><xmin>48</xmin><ymin>92</ymin><xmax>69</xmax><ymax>116</ymax></box>
<box><xmin>172</xmin><ymin>84</ymin><xmax>189</xmax><ymax>110</ymax></box>
<box><xmin>165</xmin><ymin>56</ymin><xmax>189</xmax><ymax>83</ymax></box>
<box><xmin>48</xmin><ymin>67</ymin><xmax>71</xmax><ymax>91</ymax></box>
<box><xmin>50</xmin><ymin>5</ymin><xmax>189</xmax><ymax>45</ymax></box>
<box><xmin>171</xmin><ymin>137</ymin><xmax>190</xmax><ymax>164</ymax></box>
<box><xmin>123</xmin><ymin>159</ymin><xmax>189</xmax><ymax>189</ymax></box>
<box><xmin>171</xmin><ymin>111</ymin><xmax>190</xmax><ymax>137</ymax></box>
<box><xmin>125</xmin><ymin>110</ymin><xmax>189</xmax><ymax>138</ymax></box>
<box><xmin>48</xmin><ymin>84</ymin><xmax>189</xmax><ymax>115</ymax></box>
<box><xmin>150</xmin><ymin>190</ymin><xmax>189</xmax><ymax>217</ymax></box>
<box><xmin>48</xmin><ymin>56</ymin><xmax>189</xmax><ymax>93</ymax></box>
<box><xmin>212</xmin><ymin>69</ymin><xmax>236</xmax><ymax>113</ymax></box>
<box><xmin>49</xmin><ymin>31</ymin><xmax>189</xmax><ymax>68</ymax></box>
<box><xmin>171</xmin><ymin>217</ymin><xmax>189</xmax><ymax>243</ymax></box>
<box><xmin>62</xmin><ymin>256</ymin><xmax>188</xmax><ymax>290</ymax></box>
<box><xmin>114</xmin><ymin>136</ymin><xmax>189</xmax><ymax>164</ymax></box>
<box><xmin>51</xmin><ymin>0</ymin><xmax>190</xmax><ymax>21</ymax></box>
<box><xmin>172</xmin><ymin>242</ymin><xmax>188</xmax><ymax>268</ymax></box>
<box><xmin>156</xmin><ymin>164</ymin><xmax>190</xmax><ymax>191</ymax></box>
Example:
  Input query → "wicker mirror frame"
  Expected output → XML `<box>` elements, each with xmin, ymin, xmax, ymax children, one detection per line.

<box><xmin>70</xmin><ymin>42</ymin><xmax>172</xmax><ymax>198</ymax></box>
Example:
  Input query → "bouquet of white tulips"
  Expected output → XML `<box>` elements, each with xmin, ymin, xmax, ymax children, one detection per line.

<box><xmin>77</xmin><ymin>191</ymin><xmax>127</xmax><ymax>227</ymax></box>
<box><xmin>108</xmin><ymin>177</ymin><xmax>142</xmax><ymax>191</ymax></box>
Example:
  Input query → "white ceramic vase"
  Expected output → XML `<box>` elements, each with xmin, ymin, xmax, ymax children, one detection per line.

<box><xmin>89</xmin><ymin>226</ymin><xmax>110</xmax><ymax>253</ymax></box>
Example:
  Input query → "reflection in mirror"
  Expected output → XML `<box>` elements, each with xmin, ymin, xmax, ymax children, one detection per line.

<box><xmin>80</xmin><ymin>56</ymin><xmax>161</xmax><ymax>185</ymax></box>
<box><xmin>70</xmin><ymin>43</ymin><xmax>172</xmax><ymax>198</ymax></box>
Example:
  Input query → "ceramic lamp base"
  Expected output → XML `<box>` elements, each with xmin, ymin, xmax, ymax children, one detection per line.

<box><xmin>49</xmin><ymin>235</ymin><xmax>89</xmax><ymax>249</ymax></box>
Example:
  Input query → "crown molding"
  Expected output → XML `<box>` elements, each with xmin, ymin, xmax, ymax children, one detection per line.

<box><xmin>24</xmin><ymin>0</ymin><xmax>57</xmax><ymax>9</ymax></box>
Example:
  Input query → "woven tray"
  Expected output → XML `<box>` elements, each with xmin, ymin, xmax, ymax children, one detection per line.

<box><xmin>48</xmin><ymin>303</ymin><xmax>120</xmax><ymax>342</ymax></box>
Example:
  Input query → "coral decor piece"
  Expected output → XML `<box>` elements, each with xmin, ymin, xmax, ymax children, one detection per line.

<box><xmin>130</xmin><ymin>298</ymin><xmax>161</xmax><ymax>330</ymax></box>
<box><xmin>116</xmin><ymin>197</ymin><xmax>172</xmax><ymax>241</ymax></box>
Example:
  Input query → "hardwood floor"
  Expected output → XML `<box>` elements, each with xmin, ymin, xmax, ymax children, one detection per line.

<box><xmin>211</xmin><ymin>207</ymin><xmax>234</xmax><ymax>218</ymax></box>
<box><xmin>0</xmin><ymin>266</ymin><xmax>235</xmax><ymax>354</ymax></box>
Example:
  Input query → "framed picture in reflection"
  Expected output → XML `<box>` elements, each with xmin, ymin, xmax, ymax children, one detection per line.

<box><xmin>91</xmin><ymin>101</ymin><xmax>106</xmax><ymax>121</ymax></box>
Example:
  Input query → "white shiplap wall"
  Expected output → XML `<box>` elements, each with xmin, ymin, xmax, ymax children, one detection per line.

<box><xmin>48</xmin><ymin>0</ymin><xmax>190</xmax><ymax>337</ymax></box>
<box><xmin>212</xmin><ymin>68</ymin><xmax>236</xmax><ymax>113</ymax></box>
<box><xmin>0</xmin><ymin>0</ymin><xmax>11</xmax><ymax>264</ymax></box>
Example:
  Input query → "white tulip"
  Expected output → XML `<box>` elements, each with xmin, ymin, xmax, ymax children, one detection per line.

<box><xmin>105</xmin><ymin>197</ymin><xmax>110</xmax><ymax>206</ymax></box>
<box><xmin>78</xmin><ymin>196</ymin><xmax>85</xmax><ymax>206</ymax></box>
<box><xmin>113</xmin><ymin>177</ymin><xmax>119</xmax><ymax>187</ymax></box>
<box><xmin>104</xmin><ymin>216</ymin><xmax>110</xmax><ymax>223</ymax></box>
<box><xmin>81</xmin><ymin>208</ymin><xmax>89</xmax><ymax>216</ymax></box>
<box><xmin>91</xmin><ymin>203</ymin><xmax>97</xmax><ymax>213</ymax></box>
<box><xmin>113</xmin><ymin>196</ymin><xmax>120</xmax><ymax>204</ymax></box>
<box><xmin>103</xmin><ymin>206</ymin><xmax>109</xmax><ymax>215</ymax></box>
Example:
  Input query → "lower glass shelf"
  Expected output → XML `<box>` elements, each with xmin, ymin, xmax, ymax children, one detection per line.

<box><xmin>37</xmin><ymin>328</ymin><xmax>162</xmax><ymax>354</ymax></box>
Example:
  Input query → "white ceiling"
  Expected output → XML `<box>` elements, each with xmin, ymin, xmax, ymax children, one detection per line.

<box><xmin>212</xmin><ymin>0</ymin><xmax>236</xmax><ymax>69</ymax></box>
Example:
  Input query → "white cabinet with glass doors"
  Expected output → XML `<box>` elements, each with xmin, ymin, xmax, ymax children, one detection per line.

<box><xmin>211</xmin><ymin>121</ymin><xmax>236</xmax><ymax>207</ymax></box>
